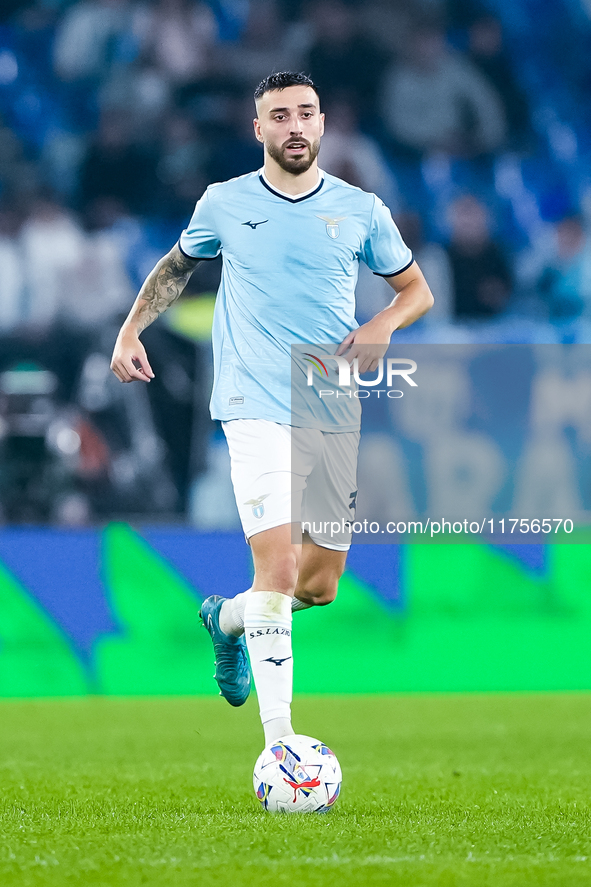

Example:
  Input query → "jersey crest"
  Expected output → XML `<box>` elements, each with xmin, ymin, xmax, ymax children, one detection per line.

<box><xmin>316</xmin><ymin>215</ymin><xmax>347</xmax><ymax>239</ymax></box>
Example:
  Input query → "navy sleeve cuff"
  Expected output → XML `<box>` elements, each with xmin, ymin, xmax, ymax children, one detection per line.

<box><xmin>372</xmin><ymin>256</ymin><xmax>414</xmax><ymax>277</ymax></box>
<box><xmin>177</xmin><ymin>240</ymin><xmax>220</xmax><ymax>261</ymax></box>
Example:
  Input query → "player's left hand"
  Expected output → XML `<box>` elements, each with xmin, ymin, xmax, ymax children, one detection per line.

<box><xmin>336</xmin><ymin>317</ymin><xmax>393</xmax><ymax>373</ymax></box>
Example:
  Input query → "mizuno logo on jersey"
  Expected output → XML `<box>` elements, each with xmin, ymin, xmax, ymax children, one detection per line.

<box><xmin>242</xmin><ymin>219</ymin><xmax>269</xmax><ymax>229</ymax></box>
<box><xmin>316</xmin><ymin>215</ymin><xmax>347</xmax><ymax>239</ymax></box>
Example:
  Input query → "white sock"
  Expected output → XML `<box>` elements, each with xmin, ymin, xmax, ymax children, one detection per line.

<box><xmin>264</xmin><ymin>717</ymin><xmax>294</xmax><ymax>744</ymax></box>
<box><xmin>219</xmin><ymin>589</ymin><xmax>251</xmax><ymax>636</ymax></box>
<box><xmin>291</xmin><ymin>597</ymin><xmax>312</xmax><ymax>612</ymax></box>
<box><xmin>244</xmin><ymin>591</ymin><xmax>293</xmax><ymax>744</ymax></box>
<box><xmin>219</xmin><ymin>591</ymin><xmax>311</xmax><ymax>638</ymax></box>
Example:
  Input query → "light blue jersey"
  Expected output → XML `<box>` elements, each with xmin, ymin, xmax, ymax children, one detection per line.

<box><xmin>179</xmin><ymin>170</ymin><xmax>412</xmax><ymax>430</ymax></box>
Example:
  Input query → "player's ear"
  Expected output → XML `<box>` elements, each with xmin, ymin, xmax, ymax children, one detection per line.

<box><xmin>319</xmin><ymin>113</ymin><xmax>325</xmax><ymax>137</ymax></box>
<box><xmin>253</xmin><ymin>117</ymin><xmax>264</xmax><ymax>142</ymax></box>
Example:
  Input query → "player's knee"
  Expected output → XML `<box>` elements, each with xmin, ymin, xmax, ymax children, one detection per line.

<box><xmin>313</xmin><ymin>583</ymin><xmax>338</xmax><ymax>606</ymax></box>
<box><xmin>298</xmin><ymin>567</ymin><xmax>342</xmax><ymax>606</ymax></box>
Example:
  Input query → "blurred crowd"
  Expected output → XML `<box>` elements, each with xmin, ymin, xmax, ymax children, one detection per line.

<box><xmin>1</xmin><ymin>0</ymin><xmax>591</xmax><ymax>524</ymax></box>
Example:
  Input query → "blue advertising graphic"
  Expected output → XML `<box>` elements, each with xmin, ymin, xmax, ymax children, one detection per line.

<box><xmin>0</xmin><ymin>525</ymin><xmax>590</xmax><ymax>698</ymax></box>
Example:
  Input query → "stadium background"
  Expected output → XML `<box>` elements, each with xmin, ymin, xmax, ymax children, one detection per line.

<box><xmin>1</xmin><ymin>0</ymin><xmax>591</xmax><ymax>696</ymax></box>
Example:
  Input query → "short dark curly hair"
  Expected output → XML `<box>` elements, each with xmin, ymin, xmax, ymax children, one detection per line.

<box><xmin>254</xmin><ymin>72</ymin><xmax>320</xmax><ymax>102</ymax></box>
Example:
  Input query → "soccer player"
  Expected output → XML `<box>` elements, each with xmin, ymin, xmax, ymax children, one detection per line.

<box><xmin>111</xmin><ymin>72</ymin><xmax>433</xmax><ymax>746</ymax></box>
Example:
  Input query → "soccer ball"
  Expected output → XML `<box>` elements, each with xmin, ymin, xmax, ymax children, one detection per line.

<box><xmin>253</xmin><ymin>734</ymin><xmax>342</xmax><ymax>813</ymax></box>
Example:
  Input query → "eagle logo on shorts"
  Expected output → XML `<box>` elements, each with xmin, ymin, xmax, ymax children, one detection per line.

<box><xmin>316</xmin><ymin>215</ymin><xmax>347</xmax><ymax>239</ymax></box>
<box><xmin>245</xmin><ymin>493</ymin><xmax>269</xmax><ymax>519</ymax></box>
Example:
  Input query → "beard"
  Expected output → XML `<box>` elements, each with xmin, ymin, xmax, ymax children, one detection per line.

<box><xmin>266</xmin><ymin>137</ymin><xmax>321</xmax><ymax>175</ymax></box>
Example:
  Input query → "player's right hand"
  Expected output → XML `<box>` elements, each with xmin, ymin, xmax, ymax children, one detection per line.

<box><xmin>110</xmin><ymin>331</ymin><xmax>155</xmax><ymax>383</ymax></box>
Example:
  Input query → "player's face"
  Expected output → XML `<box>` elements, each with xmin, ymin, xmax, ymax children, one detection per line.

<box><xmin>254</xmin><ymin>86</ymin><xmax>324</xmax><ymax>175</ymax></box>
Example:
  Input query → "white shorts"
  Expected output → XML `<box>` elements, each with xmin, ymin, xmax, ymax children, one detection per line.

<box><xmin>222</xmin><ymin>419</ymin><xmax>359</xmax><ymax>551</ymax></box>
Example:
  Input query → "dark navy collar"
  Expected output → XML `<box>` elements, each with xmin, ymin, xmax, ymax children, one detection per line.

<box><xmin>258</xmin><ymin>172</ymin><xmax>325</xmax><ymax>203</ymax></box>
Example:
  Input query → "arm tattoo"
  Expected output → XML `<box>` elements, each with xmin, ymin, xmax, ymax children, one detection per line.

<box><xmin>135</xmin><ymin>245</ymin><xmax>199</xmax><ymax>333</ymax></box>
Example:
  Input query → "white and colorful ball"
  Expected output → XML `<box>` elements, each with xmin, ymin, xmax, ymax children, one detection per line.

<box><xmin>253</xmin><ymin>734</ymin><xmax>342</xmax><ymax>814</ymax></box>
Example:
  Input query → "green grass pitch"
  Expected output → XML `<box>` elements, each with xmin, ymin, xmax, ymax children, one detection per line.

<box><xmin>1</xmin><ymin>693</ymin><xmax>590</xmax><ymax>887</ymax></box>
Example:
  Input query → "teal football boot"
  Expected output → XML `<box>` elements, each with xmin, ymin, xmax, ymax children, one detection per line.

<box><xmin>200</xmin><ymin>595</ymin><xmax>251</xmax><ymax>706</ymax></box>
